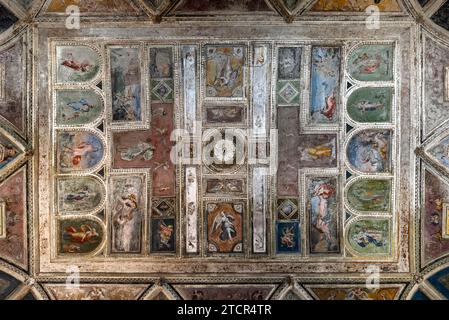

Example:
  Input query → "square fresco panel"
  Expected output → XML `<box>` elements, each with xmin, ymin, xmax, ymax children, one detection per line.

<box><xmin>55</xmin><ymin>89</ymin><xmax>104</xmax><ymax>126</ymax></box>
<box><xmin>56</xmin><ymin>131</ymin><xmax>104</xmax><ymax>173</ymax></box>
<box><xmin>277</xmin><ymin>80</ymin><xmax>300</xmax><ymax>106</ymax></box>
<box><xmin>347</xmin><ymin>218</ymin><xmax>390</xmax><ymax>255</ymax></box>
<box><xmin>205</xmin><ymin>45</ymin><xmax>245</xmax><ymax>98</ymax></box>
<box><xmin>112</xmin><ymin>130</ymin><xmax>154</xmax><ymax>169</ymax></box>
<box><xmin>59</xmin><ymin>218</ymin><xmax>104</xmax><ymax>254</ymax></box>
<box><xmin>57</xmin><ymin>176</ymin><xmax>105</xmax><ymax>214</ymax></box>
<box><xmin>276</xmin><ymin>198</ymin><xmax>299</xmax><ymax>220</ymax></box>
<box><xmin>298</xmin><ymin>134</ymin><xmax>338</xmax><ymax>168</ymax></box>
<box><xmin>347</xmin><ymin>179</ymin><xmax>392</xmax><ymax>213</ymax></box>
<box><xmin>57</xmin><ymin>46</ymin><xmax>101</xmax><ymax>83</ymax></box>
<box><xmin>347</xmin><ymin>44</ymin><xmax>394</xmax><ymax>82</ymax></box>
<box><xmin>347</xmin><ymin>130</ymin><xmax>391</xmax><ymax>174</ymax></box>
<box><xmin>347</xmin><ymin>87</ymin><xmax>393</xmax><ymax>123</ymax></box>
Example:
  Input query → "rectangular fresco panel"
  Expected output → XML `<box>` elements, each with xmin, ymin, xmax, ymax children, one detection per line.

<box><xmin>310</xmin><ymin>47</ymin><xmax>341</xmax><ymax>124</ymax></box>
<box><xmin>149</xmin><ymin>47</ymin><xmax>173</xmax><ymax>79</ymax></box>
<box><xmin>205</xmin><ymin>105</ymin><xmax>245</xmax><ymax>125</ymax></box>
<box><xmin>182</xmin><ymin>46</ymin><xmax>197</xmax><ymax>132</ymax></box>
<box><xmin>186</xmin><ymin>167</ymin><xmax>198</xmax><ymax>253</ymax></box>
<box><xmin>278</xmin><ymin>47</ymin><xmax>301</xmax><ymax>80</ymax></box>
<box><xmin>206</xmin><ymin>202</ymin><xmax>244</xmax><ymax>253</ymax></box>
<box><xmin>150</xmin><ymin>197</ymin><xmax>176</xmax><ymax>255</ymax></box>
<box><xmin>112</xmin><ymin>130</ymin><xmax>154</xmax><ymax>169</ymax></box>
<box><xmin>110</xmin><ymin>47</ymin><xmax>142</xmax><ymax>122</ymax></box>
<box><xmin>205</xmin><ymin>45</ymin><xmax>245</xmax><ymax>98</ymax></box>
<box><xmin>110</xmin><ymin>175</ymin><xmax>145</xmax><ymax>254</ymax></box>
<box><xmin>150</xmin><ymin>103</ymin><xmax>175</xmax><ymax>197</ymax></box>
<box><xmin>151</xmin><ymin>218</ymin><xmax>176</xmax><ymax>253</ymax></box>
<box><xmin>0</xmin><ymin>169</ymin><xmax>27</xmax><ymax>267</ymax></box>
<box><xmin>307</xmin><ymin>176</ymin><xmax>340</xmax><ymax>254</ymax></box>
<box><xmin>277</xmin><ymin>106</ymin><xmax>300</xmax><ymax>196</ymax></box>
<box><xmin>276</xmin><ymin>221</ymin><xmax>300</xmax><ymax>253</ymax></box>
<box><xmin>149</xmin><ymin>47</ymin><xmax>174</xmax><ymax>103</ymax></box>
<box><xmin>205</xmin><ymin>178</ymin><xmax>245</xmax><ymax>195</ymax></box>
<box><xmin>298</xmin><ymin>134</ymin><xmax>337</xmax><ymax>168</ymax></box>
<box><xmin>0</xmin><ymin>39</ymin><xmax>24</xmax><ymax>132</ymax></box>
<box><xmin>252</xmin><ymin>168</ymin><xmax>267</xmax><ymax>253</ymax></box>
<box><xmin>46</xmin><ymin>0</ymin><xmax>138</xmax><ymax>14</ymax></box>
<box><xmin>252</xmin><ymin>44</ymin><xmax>270</xmax><ymax>134</ymax></box>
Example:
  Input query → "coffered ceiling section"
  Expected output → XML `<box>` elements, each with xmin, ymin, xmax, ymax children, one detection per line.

<box><xmin>34</xmin><ymin>20</ymin><xmax>414</xmax><ymax>276</ymax></box>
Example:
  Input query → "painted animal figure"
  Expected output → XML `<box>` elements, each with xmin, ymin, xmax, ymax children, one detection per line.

<box><xmin>64</xmin><ymin>225</ymin><xmax>99</xmax><ymax>244</ymax></box>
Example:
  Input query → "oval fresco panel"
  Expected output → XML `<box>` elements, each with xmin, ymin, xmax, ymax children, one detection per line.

<box><xmin>347</xmin><ymin>218</ymin><xmax>390</xmax><ymax>255</ymax></box>
<box><xmin>57</xmin><ymin>176</ymin><xmax>105</xmax><ymax>214</ymax></box>
<box><xmin>347</xmin><ymin>130</ymin><xmax>392</xmax><ymax>174</ymax></box>
<box><xmin>347</xmin><ymin>179</ymin><xmax>391</xmax><ymax>212</ymax></box>
<box><xmin>55</xmin><ymin>89</ymin><xmax>104</xmax><ymax>126</ymax></box>
<box><xmin>347</xmin><ymin>44</ymin><xmax>394</xmax><ymax>82</ymax></box>
<box><xmin>56</xmin><ymin>45</ymin><xmax>101</xmax><ymax>83</ymax></box>
<box><xmin>347</xmin><ymin>87</ymin><xmax>393</xmax><ymax>123</ymax></box>
<box><xmin>59</xmin><ymin>218</ymin><xmax>104</xmax><ymax>254</ymax></box>
<box><xmin>56</xmin><ymin>131</ymin><xmax>104</xmax><ymax>173</ymax></box>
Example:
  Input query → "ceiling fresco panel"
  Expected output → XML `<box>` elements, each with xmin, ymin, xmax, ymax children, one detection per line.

<box><xmin>0</xmin><ymin>0</ymin><xmax>448</xmax><ymax>301</ymax></box>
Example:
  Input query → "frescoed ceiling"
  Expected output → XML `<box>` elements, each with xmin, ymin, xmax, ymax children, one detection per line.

<box><xmin>0</xmin><ymin>0</ymin><xmax>448</xmax><ymax>301</ymax></box>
